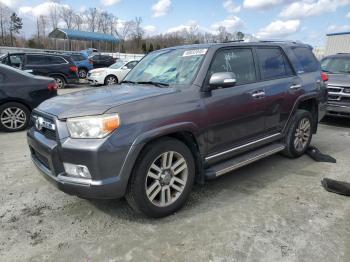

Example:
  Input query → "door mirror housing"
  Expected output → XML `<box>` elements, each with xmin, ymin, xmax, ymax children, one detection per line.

<box><xmin>122</xmin><ymin>66</ymin><xmax>128</xmax><ymax>70</ymax></box>
<box><xmin>209</xmin><ymin>72</ymin><xmax>237</xmax><ymax>90</ymax></box>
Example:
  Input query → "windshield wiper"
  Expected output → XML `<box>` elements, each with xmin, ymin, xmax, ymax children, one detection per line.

<box><xmin>137</xmin><ymin>81</ymin><xmax>169</xmax><ymax>87</ymax></box>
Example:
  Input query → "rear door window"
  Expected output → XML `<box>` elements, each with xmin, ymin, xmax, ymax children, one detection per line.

<box><xmin>26</xmin><ymin>55</ymin><xmax>48</xmax><ymax>65</ymax></box>
<box><xmin>209</xmin><ymin>48</ymin><xmax>257</xmax><ymax>85</ymax></box>
<box><xmin>292</xmin><ymin>47</ymin><xmax>319</xmax><ymax>73</ymax></box>
<box><xmin>71</xmin><ymin>54</ymin><xmax>86</xmax><ymax>61</ymax></box>
<box><xmin>256</xmin><ymin>47</ymin><xmax>294</xmax><ymax>80</ymax></box>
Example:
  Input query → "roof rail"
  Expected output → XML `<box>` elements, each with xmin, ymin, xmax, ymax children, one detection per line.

<box><xmin>258</xmin><ymin>39</ymin><xmax>302</xmax><ymax>44</ymax></box>
<box><xmin>222</xmin><ymin>39</ymin><xmax>245</xmax><ymax>43</ymax></box>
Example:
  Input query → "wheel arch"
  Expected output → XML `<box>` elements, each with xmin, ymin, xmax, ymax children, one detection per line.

<box><xmin>0</xmin><ymin>99</ymin><xmax>33</xmax><ymax>111</ymax></box>
<box><xmin>104</xmin><ymin>74</ymin><xmax>119</xmax><ymax>84</ymax></box>
<box><xmin>283</xmin><ymin>93</ymin><xmax>320</xmax><ymax>135</ymax></box>
<box><xmin>48</xmin><ymin>73</ymin><xmax>67</xmax><ymax>83</ymax></box>
<box><xmin>123</xmin><ymin>123</ymin><xmax>205</xmax><ymax>188</ymax></box>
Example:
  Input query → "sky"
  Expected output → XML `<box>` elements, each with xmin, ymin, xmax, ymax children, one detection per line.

<box><xmin>2</xmin><ymin>0</ymin><xmax>350</xmax><ymax>47</ymax></box>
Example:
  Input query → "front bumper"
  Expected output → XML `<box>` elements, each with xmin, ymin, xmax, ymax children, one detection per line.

<box><xmin>327</xmin><ymin>103</ymin><xmax>350</xmax><ymax>118</ymax></box>
<box><xmin>87</xmin><ymin>74</ymin><xmax>105</xmax><ymax>85</ymax></box>
<box><xmin>27</xmin><ymin>117</ymin><xmax>141</xmax><ymax>199</ymax></box>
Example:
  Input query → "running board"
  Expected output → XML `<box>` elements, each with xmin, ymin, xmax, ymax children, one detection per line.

<box><xmin>205</xmin><ymin>143</ymin><xmax>285</xmax><ymax>179</ymax></box>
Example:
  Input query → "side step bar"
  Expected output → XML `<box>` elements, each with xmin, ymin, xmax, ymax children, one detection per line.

<box><xmin>205</xmin><ymin>143</ymin><xmax>285</xmax><ymax>179</ymax></box>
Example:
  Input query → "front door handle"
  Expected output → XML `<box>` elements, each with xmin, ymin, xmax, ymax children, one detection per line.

<box><xmin>290</xmin><ymin>84</ymin><xmax>302</xmax><ymax>90</ymax></box>
<box><xmin>251</xmin><ymin>91</ymin><xmax>265</xmax><ymax>98</ymax></box>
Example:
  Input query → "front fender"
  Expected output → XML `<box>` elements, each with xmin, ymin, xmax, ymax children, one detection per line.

<box><xmin>132</xmin><ymin>122</ymin><xmax>200</xmax><ymax>146</ymax></box>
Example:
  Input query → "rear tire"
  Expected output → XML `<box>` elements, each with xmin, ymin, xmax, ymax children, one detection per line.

<box><xmin>126</xmin><ymin>138</ymin><xmax>195</xmax><ymax>218</ymax></box>
<box><xmin>53</xmin><ymin>76</ymin><xmax>66</xmax><ymax>89</ymax></box>
<box><xmin>282</xmin><ymin>109</ymin><xmax>313</xmax><ymax>158</ymax></box>
<box><xmin>0</xmin><ymin>102</ymin><xmax>30</xmax><ymax>132</ymax></box>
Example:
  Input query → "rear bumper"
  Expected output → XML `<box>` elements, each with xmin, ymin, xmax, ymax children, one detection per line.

<box><xmin>327</xmin><ymin>103</ymin><xmax>350</xmax><ymax>118</ymax></box>
<box><xmin>66</xmin><ymin>77</ymin><xmax>79</xmax><ymax>85</ymax></box>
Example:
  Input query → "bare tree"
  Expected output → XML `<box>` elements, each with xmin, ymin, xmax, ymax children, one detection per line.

<box><xmin>48</xmin><ymin>1</ymin><xmax>60</xmax><ymax>30</ymax></box>
<box><xmin>73</xmin><ymin>13</ymin><xmax>84</xmax><ymax>30</ymax></box>
<box><xmin>85</xmin><ymin>8</ymin><xmax>98</xmax><ymax>32</ymax></box>
<box><xmin>0</xmin><ymin>3</ymin><xmax>10</xmax><ymax>45</ymax></box>
<box><xmin>130</xmin><ymin>17</ymin><xmax>144</xmax><ymax>49</ymax></box>
<box><xmin>60</xmin><ymin>6</ymin><xmax>75</xmax><ymax>29</ymax></box>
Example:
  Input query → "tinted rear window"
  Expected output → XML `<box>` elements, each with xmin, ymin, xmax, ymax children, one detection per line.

<box><xmin>71</xmin><ymin>54</ymin><xmax>86</xmax><ymax>61</ymax></box>
<box><xmin>257</xmin><ymin>47</ymin><xmax>294</xmax><ymax>80</ymax></box>
<box><xmin>48</xmin><ymin>56</ymin><xmax>66</xmax><ymax>64</ymax></box>
<box><xmin>292</xmin><ymin>47</ymin><xmax>319</xmax><ymax>73</ymax></box>
<box><xmin>26</xmin><ymin>55</ymin><xmax>48</xmax><ymax>65</ymax></box>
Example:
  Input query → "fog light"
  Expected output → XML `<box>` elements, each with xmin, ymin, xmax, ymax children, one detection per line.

<box><xmin>63</xmin><ymin>163</ymin><xmax>91</xmax><ymax>179</ymax></box>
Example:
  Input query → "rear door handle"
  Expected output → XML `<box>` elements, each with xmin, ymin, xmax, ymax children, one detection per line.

<box><xmin>290</xmin><ymin>84</ymin><xmax>302</xmax><ymax>90</ymax></box>
<box><xmin>251</xmin><ymin>91</ymin><xmax>265</xmax><ymax>98</ymax></box>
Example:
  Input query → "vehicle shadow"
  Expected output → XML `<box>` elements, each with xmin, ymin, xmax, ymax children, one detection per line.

<box><xmin>88</xmin><ymin>153</ymin><xmax>314</xmax><ymax>222</ymax></box>
<box><xmin>321</xmin><ymin>116</ymin><xmax>350</xmax><ymax>128</ymax></box>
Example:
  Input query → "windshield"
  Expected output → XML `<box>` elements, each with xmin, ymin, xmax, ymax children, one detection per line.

<box><xmin>109</xmin><ymin>60</ymin><xmax>125</xmax><ymax>69</ymax></box>
<box><xmin>321</xmin><ymin>57</ymin><xmax>350</xmax><ymax>74</ymax></box>
<box><xmin>124</xmin><ymin>48</ymin><xmax>207</xmax><ymax>85</ymax></box>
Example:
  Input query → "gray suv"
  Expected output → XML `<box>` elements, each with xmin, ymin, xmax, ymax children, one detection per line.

<box><xmin>321</xmin><ymin>53</ymin><xmax>350</xmax><ymax>118</ymax></box>
<box><xmin>27</xmin><ymin>42</ymin><xmax>327</xmax><ymax>217</ymax></box>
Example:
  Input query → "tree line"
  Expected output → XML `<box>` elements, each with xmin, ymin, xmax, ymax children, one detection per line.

<box><xmin>0</xmin><ymin>2</ymin><xmax>255</xmax><ymax>54</ymax></box>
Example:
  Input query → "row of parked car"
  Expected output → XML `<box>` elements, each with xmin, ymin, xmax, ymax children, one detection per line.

<box><xmin>0</xmin><ymin>49</ymin><xmax>130</xmax><ymax>89</ymax></box>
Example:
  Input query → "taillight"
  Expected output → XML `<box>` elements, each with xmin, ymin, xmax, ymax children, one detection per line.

<box><xmin>321</xmin><ymin>72</ymin><xmax>328</xmax><ymax>82</ymax></box>
<box><xmin>89</xmin><ymin>59</ymin><xmax>93</xmax><ymax>64</ymax></box>
<box><xmin>70</xmin><ymin>66</ymin><xmax>78</xmax><ymax>73</ymax></box>
<box><xmin>48</xmin><ymin>82</ymin><xmax>58</xmax><ymax>91</ymax></box>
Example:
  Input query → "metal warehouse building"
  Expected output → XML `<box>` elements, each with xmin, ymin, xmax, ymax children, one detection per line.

<box><xmin>325</xmin><ymin>31</ymin><xmax>350</xmax><ymax>56</ymax></box>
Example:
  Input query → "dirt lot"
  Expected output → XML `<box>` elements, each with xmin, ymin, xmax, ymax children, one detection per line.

<box><xmin>0</xmin><ymin>87</ymin><xmax>350</xmax><ymax>261</ymax></box>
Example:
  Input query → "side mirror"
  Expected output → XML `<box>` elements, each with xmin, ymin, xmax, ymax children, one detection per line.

<box><xmin>122</xmin><ymin>66</ymin><xmax>128</xmax><ymax>70</ymax></box>
<box><xmin>209</xmin><ymin>72</ymin><xmax>237</xmax><ymax>90</ymax></box>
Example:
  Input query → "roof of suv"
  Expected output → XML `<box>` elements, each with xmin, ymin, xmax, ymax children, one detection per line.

<box><xmin>324</xmin><ymin>53</ymin><xmax>350</xmax><ymax>59</ymax></box>
<box><xmin>161</xmin><ymin>41</ymin><xmax>312</xmax><ymax>51</ymax></box>
<box><xmin>7</xmin><ymin>52</ymin><xmax>72</xmax><ymax>59</ymax></box>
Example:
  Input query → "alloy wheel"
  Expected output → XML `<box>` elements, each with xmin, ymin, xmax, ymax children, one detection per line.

<box><xmin>294</xmin><ymin>117</ymin><xmax>311</xmax><ymax>152</ymax></box>
<box><xmin>145</xmin><ymin>151</ymin><xmax>188</xmax><ymax>207</ymax></box>
<box><xmin>55</xmin><ymin>77</ymin><xmax>64</xmax><ymax>89</ymax></box>
<box><xmin>0</xmin><ymin>107</ymin><xmax>27</xmax><ymax>130</ymax></box>
<box><xmin>106</xmin><ymin>76</ymin><xmax>117</xmax><ymax>85</ymax></box>
<box><xmin>78</xmin><ymin>69</ymin><xmax>87</xmax><ymax>78</ymax></box>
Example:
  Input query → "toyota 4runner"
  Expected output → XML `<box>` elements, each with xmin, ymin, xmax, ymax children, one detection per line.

<box><xmin>27</xmin><ymin>42</ymin><xmax>328</xmax><ymax>217</ymax></box>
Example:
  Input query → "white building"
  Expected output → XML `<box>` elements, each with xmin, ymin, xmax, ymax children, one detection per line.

<box><xmin>325</xmin><ymin>32</ymin><xmax>350</xmax><ymax>56</ymax></box>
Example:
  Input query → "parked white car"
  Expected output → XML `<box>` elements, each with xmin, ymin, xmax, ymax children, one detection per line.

<box><xmin>87</xmin><ymin>60</ymin><xmax>139</xmax><ymax>86</ymax></box>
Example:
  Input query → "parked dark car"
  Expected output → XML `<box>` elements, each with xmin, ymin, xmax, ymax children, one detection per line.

<box><xmin>27</xmin><ymin>42</ymin><xmax>327</xmax><ymax>217</ymax></box>
<box><xmin>67</xmin><ymin>52</ymin><xmax>93</xmax><ymax>79</ymax></box>
<box><xmin>89</xmin><ymin>54</ymin><xmax>116</xmax><ymax>68</ymax></box>
<box><xmin>0</xmin><ymin>64</ymin><xmax>57</xmax><ymax>132</ymax></box>
<box><xmin>321</xmin><ymin>53</ymin><xmax>350</xmax><ymax>118</ymax></box>
<box><xmin>0</xmin><ymin>52</ymin><xmax>79</xmax><ymax>89</ymax></box>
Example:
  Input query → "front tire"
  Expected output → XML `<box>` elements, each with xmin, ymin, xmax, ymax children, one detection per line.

<box><xmin>104</xmin><ymin>75</ymin><xmax>118</xmax><ymax>86</ymax></box>
<box><xmin>126</xmin><ymin>138</ymin><xmax>195</xmax><ymax>218</ymax></box>
<box><xmin>283</xmin><ymin>109</ymin><xmax>313</xmax><ymax>158</ymax></box>
<box><xmin>78</xmin><ymin>68</ymin><xmax>88</xmax><ymax>79</ymax></box>
<box><xmin>0</xmin><ymin>102</ymin><xmax>30</xmax><ymax>132</ymax></box>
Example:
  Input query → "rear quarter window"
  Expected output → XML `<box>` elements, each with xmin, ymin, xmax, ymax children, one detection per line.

<box><xmin>48</xmin><ymin>56</ymin><xmax>67</xmax><ymax>64</ymax></box>
<box><xmin>291</xmin><ymin>47</ymin><xmax>319</xmax><ymax>73</ymax></box>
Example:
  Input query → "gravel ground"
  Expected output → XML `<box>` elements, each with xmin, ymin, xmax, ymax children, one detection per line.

<box><xmin>0</xmin><ymin>87</ymin><xmax>349</xmax><ymax>261</ymax></box>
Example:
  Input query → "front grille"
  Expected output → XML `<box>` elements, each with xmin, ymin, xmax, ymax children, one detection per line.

<box><xmin>31</xmin><ymin>113</ymin><xmax>57</xmax><ymax>141</ymax></box>
<box><xmin>33</xmin><ymin>150</ymin><xmax>50</xmax><ymax>170</ymax></box>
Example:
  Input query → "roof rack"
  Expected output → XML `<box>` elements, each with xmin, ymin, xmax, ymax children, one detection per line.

<box><xmin>258</xmin><ymin>40</ymin><xmax>302</xmax><ymax>44</ymax></box>
<box><xmin>222</xmin><ymin>39</ymin><xmax>245</xmax><ymax>43</ymax></box>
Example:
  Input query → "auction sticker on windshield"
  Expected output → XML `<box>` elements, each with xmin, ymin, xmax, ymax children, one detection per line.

<box><xmin>183</xmin><ymin>49</ymin><xmax>208</xmax><ymax>57</ymax></box>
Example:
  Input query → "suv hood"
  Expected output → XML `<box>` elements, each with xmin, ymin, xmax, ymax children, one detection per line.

<box><xmin>327</xmin><ymin>74</ymin><xmax>350</xmax><ymax>87</ymax></box>
<box><xmin>37</xmin><ymin>84</ymin><xmax>177</xmax><ymax>119</ymax></box>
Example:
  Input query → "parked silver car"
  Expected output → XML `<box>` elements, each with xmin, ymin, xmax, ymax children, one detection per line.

<box><xmin>321</xmin><ymin>53</ymin><xmax>350</xmax><ymax>118</ymax></box>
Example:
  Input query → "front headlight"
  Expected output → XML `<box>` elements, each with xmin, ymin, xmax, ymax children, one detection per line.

<box><xmin>90</xmin><ymin>71</ymin><xmax>103</xmax><ymax>77</ymax></box>
<box><xmin>66</xmin><ymin>113</ymin><xmax>120</xmax><ymax>139</ymax></box>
